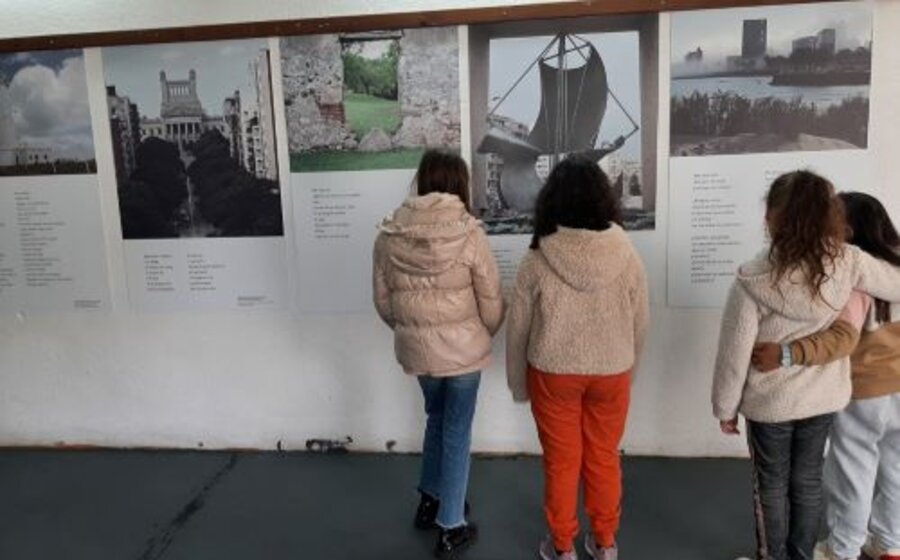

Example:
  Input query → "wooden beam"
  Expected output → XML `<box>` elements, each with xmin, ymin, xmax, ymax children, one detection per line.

<box><xmin>0</xmin><ymin>0</ymin><xmax>827</xmax><ymax>53</ymax></box>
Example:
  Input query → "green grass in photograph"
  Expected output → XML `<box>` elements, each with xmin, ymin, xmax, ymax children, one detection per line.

<box><xmin>291</xmin><ymin>148</ymin><xmax>425</xmax><ymax>173</ymax></box>
<box><xmin>344</xmin><ymin>92</ymin><xmax>402</xmax><ymax>138</ymax></box>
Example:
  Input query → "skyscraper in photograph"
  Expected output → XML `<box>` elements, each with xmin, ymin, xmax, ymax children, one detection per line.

<box><xmin>106</xmin><ymin>85</ymin><xmax>140</xmax><ymax>181</ymax></box>
<box><xmin>817</xmin><ymin>28</ymin><xmax>837</xmax><ymax>56</ymax></box>
<box><xmin>742</xmin><ymin>19</ymin><xmax>767</xmax><ymax>58</ymax></box>
<box><xmin>251</xmin><ymin>49</ymin><xmax>278</xmax><ymax>181</ymax></box>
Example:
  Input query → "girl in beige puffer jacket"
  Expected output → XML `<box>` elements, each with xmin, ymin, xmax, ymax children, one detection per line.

<box><xmin>372</xmin><ymin>150</ymin><xmax>504</xmax><ymax>559</ymax></box>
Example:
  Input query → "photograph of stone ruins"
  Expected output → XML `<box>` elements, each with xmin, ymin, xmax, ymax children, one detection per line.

<box><xmin>281</xmin><ymin>27</ymin><xmax>460</xmax><ymax>172</ymax></box>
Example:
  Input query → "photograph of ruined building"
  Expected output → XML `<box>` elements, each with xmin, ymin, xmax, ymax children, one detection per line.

<box><xmin>469</xmin><ymin>15</ymin><xmax>659</xmax><ymax>234</ymax></box>
<box><xmin>104</xmin><ymin>39</ymin><xmax>283</xmax><ymax>239</ymax></box>
<box><xmin>0</xmin><ymin>50</ymin><xmax>96</xmax><ymax>176</ymax></box>
<box><xmin>281</xmin><ymin>27</ymin><xmax>460</xmax><ymax>172</ymax></box>
<box><xmin>671</xmin><ymin>2</ymin><xmax>872</xmax><ymax>156</ymax></box>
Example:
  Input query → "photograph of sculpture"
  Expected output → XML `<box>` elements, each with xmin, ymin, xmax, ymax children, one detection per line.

<box><xmin>282</xmin><ymin>27</ymin><xmax>460</xmax><ymax>172</ymax></box>
<box><xmin>103</xmin><ymin>39</ymin><xmax>283</xmax><ymax>239</ymax></box>
<box><xmin>0</xmin><ymin>50</ymin><xmax>96</xmax><ymax>176</ymax></box>
<box><xmin>469</xmin><ymin>15</ymin><xmax>658</xmax><ymax>234</ymax></box>
<box><xmin>671</xmin><ymin>2</ymin><xmax>872</xmax><ymax>156</ymax></box>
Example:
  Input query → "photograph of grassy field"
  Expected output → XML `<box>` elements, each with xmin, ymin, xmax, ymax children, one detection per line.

<box><xmin>282</xmin><ymin>28</ymin><xmax>460</xmax><ymax>173</ymax></box>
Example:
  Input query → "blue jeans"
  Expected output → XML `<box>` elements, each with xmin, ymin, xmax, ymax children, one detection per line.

<box><xmin>417</xmin><ymin>371</ymin><xmax>481</xmax><ymax>529</ymax></box>
<box><xmin>748</xmin><ymin>413</ymin><xmax>835</xmax><ymax>560</ymax></box>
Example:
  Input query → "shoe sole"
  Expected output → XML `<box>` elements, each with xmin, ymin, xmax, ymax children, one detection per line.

<box><xmin>436</xmin><ymin>534</ymin><xmax>478</xmax><ymax>560</ymax></box>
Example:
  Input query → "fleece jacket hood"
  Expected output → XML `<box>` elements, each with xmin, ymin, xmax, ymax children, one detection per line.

<box><xmin>539</xmin><ymin>225</ymin><xmax>634</xmax><ymax>292</ymax></box>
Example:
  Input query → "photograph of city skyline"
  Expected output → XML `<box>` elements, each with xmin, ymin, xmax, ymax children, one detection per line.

<box><xmin>671</xmin><ymin>1</ymin><xmax>872</xmax><ymax>156</ymax></box>
<box><xmin>103</xmin><ymin>39</ymin><xmax>284</xmax><ymax>239</ymax></box>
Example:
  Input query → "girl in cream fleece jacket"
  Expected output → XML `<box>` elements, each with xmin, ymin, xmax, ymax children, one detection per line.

<box><xmin>506</xmin><ymin>157</ymin><xmax>648</xmax><ymax>560</ymax></box>
<box><xmin>712</xmin><ymin>172</ymin><xmax>900</xmax><ymax>560</ymax></box>
<box><xmin>751</xmin><ymin>192</ymin><xmax>900</xmax><ymax>560</ymax></box>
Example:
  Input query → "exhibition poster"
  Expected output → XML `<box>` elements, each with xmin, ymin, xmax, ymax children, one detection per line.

<box><xmin>667</xmin><ymin>2</ymin><xmax>875</xmax><ymax>307</ymax></box>
<box><xmin>0</xmin><ymin>49</ymin><xmax>110</xmax><ymax>313</ymax></box>
<box><xmin>103</xmin><ymin>39</ymin><xmax>289</xmax><ymax>311</ymax></box>
<box><xmin>283</xmin><ymin>27</ymin><xmax>462</xmax><ymax>312</ymax></box>
<box><xmin>468</xmin><ymin>15</ymin><xmax>666</xmax><ymax>300</ymax></box>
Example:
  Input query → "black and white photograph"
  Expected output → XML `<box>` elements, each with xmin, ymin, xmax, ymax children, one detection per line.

<box><xmin>104</xmin><ymin>39</ymin><xmax>283</xmax><ymax>240</ymax></box>
<box><xmin>0</xmin><ymin>50</ymin><xmax>96</xmax><ymax>176</ymax></box>
<box><xmin>671</xmin><ymin>2</ymin><xmax>872</xmax><ymax>157</ymax></box>
<box><xmin>281</xmin><ymin>27</ymin><xmax>460</xmax><ymax>173</ymax></box>
<box><xmin>469</xmin><ymin>15</ymin><xmax>658</xmax><ymax>235</ymax></box>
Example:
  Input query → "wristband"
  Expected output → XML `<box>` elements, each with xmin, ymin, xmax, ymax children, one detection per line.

<box><xmin>780</xmin><ymin>344</ymin><xmax>793</xmax><ymax>368</ymax></box>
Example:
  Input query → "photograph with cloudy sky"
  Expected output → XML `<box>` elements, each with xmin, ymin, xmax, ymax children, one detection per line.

<box><xmin>671</xmin><ymin>1</ymin><xmax>872</xmax><ymax>156</ymax></box>
<box><xmin>474</xmin><ymin>30</ymin><xmax>652</xmax><ymax>234</ymax></box>
<box><xmin>0</xmin><ymin>49</ymin><xmax>96</xmax><ymax>176</ymax></box>
<box><xmin>103</xmin><ymin>39</ymin><xmax>283</xmax><ymax>239</ymax></box>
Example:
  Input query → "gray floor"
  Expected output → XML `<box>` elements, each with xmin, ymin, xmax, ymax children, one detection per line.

<box><xmin>0</xmin><ymin>450</ymin><xmax>754</xmax><ymax>559</ymax></box>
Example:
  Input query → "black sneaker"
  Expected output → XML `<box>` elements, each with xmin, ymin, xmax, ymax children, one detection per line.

<box><xmin>414</xmin><ymin>492</ymin><xmax>440</xmax><ymax>530</ymax></box>
<box><xmin>434</xmin><ymin>523</ymin><xmax>478</xmax><ymax>559</ymax></box>
<box><xmin>414</xmin><ymin>493</ymin><xmax>472</xmax><ymax>530</ymax></box>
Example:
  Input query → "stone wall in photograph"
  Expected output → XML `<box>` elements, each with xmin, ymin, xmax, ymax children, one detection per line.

<box><xmin>394</xmin><ymin>28</ymin><xmax>461</xmax><ymax>150</ymax></box>
<box><xmin>281</xmin><ymin>35</ymin><xmax>356</xmax><ymax>152</ymax></box>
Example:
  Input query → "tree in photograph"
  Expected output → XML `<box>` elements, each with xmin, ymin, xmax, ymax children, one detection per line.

<box><xmin>188</xmin><ymin>129</ymin><xmax>283</xmax><ymax>237</ymax></box>
<box><xmin>628</xmin><ymin>173</ymin><xmax>641</xmax><ymax>196</ymax></box>
<box><xmin>118</xmin><ymin>137</ymin><xmax>187</xmax><ymax>239</ymax></box>
<box><xmin>342</xmin><ymin>41</ymin><xmax>399</xmax><ymax>100</ymax></box>
<box><xmin>670</xmin><ymin>91</ymin><xmax>868</xmax><ymax>148</ymax></box>
<box><xmin>613</xmin><ymin>172</ymin><xmax>625</xmax><ymax>201</ymax></box>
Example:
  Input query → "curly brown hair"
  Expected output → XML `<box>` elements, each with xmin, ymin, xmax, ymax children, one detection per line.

<box><xmin>765</xmin><ymin>170</ymin><xmax>848</xmax><ymax>299</ymax></box>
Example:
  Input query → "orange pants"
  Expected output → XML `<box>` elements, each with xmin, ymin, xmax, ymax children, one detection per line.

<box><xmin>528</xmin><ymin>365</ymin><xmax>631</xmax><ymax>552</ymax></box>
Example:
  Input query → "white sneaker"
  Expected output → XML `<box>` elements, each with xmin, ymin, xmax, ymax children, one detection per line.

<box><xmin>584</xmin><ymin>533</ymin><xmax>617</xmax><ymax>560</ymax></box>
<box><xmin>862</xmin><ymin>537</ymin><xmax>900</xmax><ymax>560</ymax></box>
<box><xmin>539</xmin><ymin>536</ymin><xmax>578</xmax><ymax>560</ymax></box>
<box><xmin>815</xmin><ymin>540</ymin><xmax>856</xmax><ymax>560</ymax></box>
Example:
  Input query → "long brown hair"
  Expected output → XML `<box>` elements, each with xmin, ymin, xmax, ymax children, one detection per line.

<box><xmin>840</xmin><ymin>192</ymin><xmax>900</xmax><ymax>323</ymax></box>
<box><xmin>765</xmin><ymin>170</ymin><xmax>847</xmax><ymax>299</ymax></box>
<box><xmin>415</xmin><ymin>149</ymin><xmax>471</xmax><ymax>212</ymax></box>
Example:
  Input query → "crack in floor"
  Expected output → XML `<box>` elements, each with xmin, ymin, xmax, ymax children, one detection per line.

<box><xmin>136</xmin><ymin>453</ymin><xmax>239</xmax><ymax>560</ymax></box>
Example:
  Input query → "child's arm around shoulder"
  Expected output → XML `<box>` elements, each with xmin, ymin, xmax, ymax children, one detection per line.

<box><xmin>852</xmin><ymin>245</ymin><xmax>900</xmax><ymax>302</ymax></box>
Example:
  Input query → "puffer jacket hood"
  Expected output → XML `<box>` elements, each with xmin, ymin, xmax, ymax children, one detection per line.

<box><xmin>539</xmin><ymin>225</ymin><xmax>635</xmax><ymax>292</ymax></box>
<box><xmin>736</xmin><ymin>249</ymin><xmax>848</xmax><ymax>321</ymax></box>
<box><xmin>378</xmin><ymin>193</ymin><xmax>478</xmax><ymax>276</ymax></box>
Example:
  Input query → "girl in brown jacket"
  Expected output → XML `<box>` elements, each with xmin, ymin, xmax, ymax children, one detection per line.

<box><xmin>373</xmin><ymin>150</ymin><xmax>504</xmax><ymax>559</ymax></box>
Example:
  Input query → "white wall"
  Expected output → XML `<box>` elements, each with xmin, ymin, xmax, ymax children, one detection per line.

<box><xmin>0</xmin><ymin>0</ymin><xmax>898</xmax><ymax>457</ymax></box>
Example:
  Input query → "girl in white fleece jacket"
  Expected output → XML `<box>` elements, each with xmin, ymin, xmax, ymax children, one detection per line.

<box><xmin>712</xmin><ymin>171</ymin><xmax>900</xmax><ymax>560</ymax></box>
<box><xmin>507</xmin><ymin>157</ymin><xmax>649</xmax><ymax>560</ymax></box>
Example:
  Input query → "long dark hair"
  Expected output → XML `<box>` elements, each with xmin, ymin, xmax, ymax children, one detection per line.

<box><xmin>529</xmin><ymin>156</ymin><xmax>621</xmax><ymax>250</ymax></box>
<box><xmin>765</xmin><ymin>170</ymin><xmax>847</xmax><ymax>299</ymax></box>
<box><xmin>840</xmin><ymin>192</ymin><xmax>900</xmax><ymax>323</ymax></box>
<box><xmin>415</xmin><ymin>149</ymin><xmax>471</xmax><ymax>212</ymax></box>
